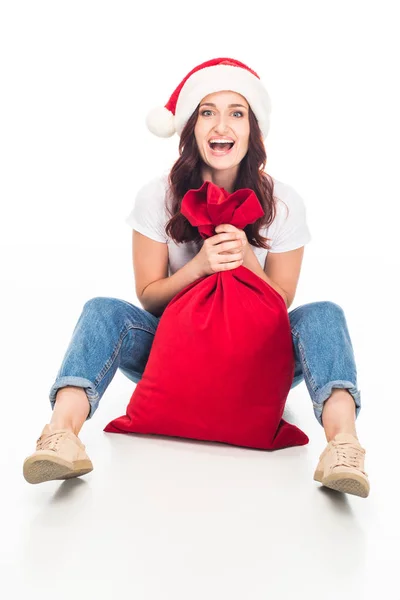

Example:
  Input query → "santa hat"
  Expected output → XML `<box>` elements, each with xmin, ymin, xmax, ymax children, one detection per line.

<box><xmin>145</xmin><ymin>57</ymin><xmax>272</xmax><ymax>140</ymax></box>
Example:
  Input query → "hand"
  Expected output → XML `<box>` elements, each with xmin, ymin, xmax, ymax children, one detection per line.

<box><xmin>214</xmin><ymin>224</ymin><xmax>249</xmax><ymax>258</ymax></box>
<box><xmin>192</xmin><ymin>224</ymin><xmax>248</xmax><ymax>277</ymax></box>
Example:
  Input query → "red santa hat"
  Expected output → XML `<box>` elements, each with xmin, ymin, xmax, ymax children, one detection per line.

<box><xmin>145</xmin><ymin>57</ymin><xmax>272</xmax><ymax>140</ymax></box>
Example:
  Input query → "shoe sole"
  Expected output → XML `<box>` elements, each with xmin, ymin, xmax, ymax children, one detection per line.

<box><xmin>23</xmin><ymin>454</ymin><xmax>93</xmax><ymax>484</ymax></box>
<box><xmin>314</xmin><ymin>469</ymin><xmax>369</xmax><ymax>498</ymax></box>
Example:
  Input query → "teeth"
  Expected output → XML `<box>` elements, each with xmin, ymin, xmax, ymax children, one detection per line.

<box><xmin>209</xmin><ymin>139</ymin><xmax>234</xmax><ymax>144</ymax></box>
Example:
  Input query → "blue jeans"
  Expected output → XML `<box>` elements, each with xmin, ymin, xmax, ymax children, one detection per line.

<box><xmin>49</xmin><ymin>297</ymin><xmax>361</xmax><ymax>427</ymax></box>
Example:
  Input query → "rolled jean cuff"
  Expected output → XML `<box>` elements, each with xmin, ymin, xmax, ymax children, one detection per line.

<box><xmin>49</xmin><ymin>376</ymin><xmax>100</xmax><ymax>420</ymax></box>
<box><xmin>312</xmin><ymin>380</ymin><xmax>361</xmax><ymax>427</ymax></box>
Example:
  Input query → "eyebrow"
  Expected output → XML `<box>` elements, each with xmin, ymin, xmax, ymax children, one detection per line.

<box><xmin>199</xmin><ymin>102</ymin><xmax>248</xmax><ymax>109</ymax></box>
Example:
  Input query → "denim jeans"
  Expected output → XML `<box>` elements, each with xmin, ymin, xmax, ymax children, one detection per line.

<box><xmin>49</xmin><ymin>297</ymin><xmax>361</xmax><ymax>427</ymax></box>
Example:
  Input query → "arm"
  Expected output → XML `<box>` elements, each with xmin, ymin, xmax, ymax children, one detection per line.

<box><xmin>214</xmin><ymin>222</ymin><xmax>291</xmax><ymax>308</ymax></box>
<box><xmin>214</xmin><ymin>223</ymin><xmax>305</xmax><ymax>310</ymax></box>
<box><xmin>243</xmin><ymin>245</ymin><xmax>306</xmax><ymax>310</ymax></box>
<box><xmin>133</xmin><ymin>230</ymin><xmax>204</xmax><ymax>318</ymax></box>
<box><xmin>263</xmin><ymin>246</ymin><xmax>305</xmax><ymax>310</ymax></box>
<box><xmin>242</xmin><ymin>246</ymin><xmax>289</xmax><ymax>308</ymax></box>
<box><xmin>141</xmin><ymin>261</ymin><xmax>204</xmax><ymax>318</ymax></box>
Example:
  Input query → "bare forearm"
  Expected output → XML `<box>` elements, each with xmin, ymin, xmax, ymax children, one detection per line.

<box><xmin>243</xmin><ymin>246</ymin><xmax>288</xmax><ymax>308</ymax></box>
<box><xmin>140</xmin><ymin>258</ymin><xmax>204</xmax><ymax>318</ymax></box>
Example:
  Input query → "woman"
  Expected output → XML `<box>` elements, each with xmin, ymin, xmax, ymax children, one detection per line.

<box><xmin>23</xmin><ymin>57</ymin><xmax>369</xmax><ymax>498</ymax></box>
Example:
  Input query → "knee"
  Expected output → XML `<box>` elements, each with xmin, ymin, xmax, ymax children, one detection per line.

<box><xmin>299</xmin><ymin>301</ymin><xmax>345</xmax><ymax>327</ymax></box>
<box><xmin>310</xmin><ymin>300</ymin><xmax>344</xmax><ymax>316</ymax></box>
<box><xmin>82</xmin><ymin>296</ymin><xmax>124</xmax><ymax>318</ymax></box>
<box><xmin>82</xmin><ymin>297</ymin><xmax>144</xmax><ymax>324</ymax></box>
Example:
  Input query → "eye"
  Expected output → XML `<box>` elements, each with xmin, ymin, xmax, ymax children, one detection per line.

<box><xmin>200</xmin><ymin>110</ymin><xmax>244</xmax><ymax>117</ymax></box>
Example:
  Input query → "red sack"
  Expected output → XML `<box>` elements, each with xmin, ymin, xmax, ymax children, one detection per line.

<box><xmin>104</xmin><ymin>181</ymin><xmax>308</xmax><ymax>450</ymax></box>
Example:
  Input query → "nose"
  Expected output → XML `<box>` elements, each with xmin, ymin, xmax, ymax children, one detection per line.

<box><xmin>213</xmin><ymin>113</ymin><xmax>230</xmax><ymax>134</ymax></box>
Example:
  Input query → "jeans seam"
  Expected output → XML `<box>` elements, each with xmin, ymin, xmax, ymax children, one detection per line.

<box><xmin>93</xmin><ymin>323</ymin><xmax>155</xmax><ymax>387</ymax></box>
<box><xmin>291</xmin><ymin>327</ymin><xmax>318</xmax><ymax>393</ymax></box>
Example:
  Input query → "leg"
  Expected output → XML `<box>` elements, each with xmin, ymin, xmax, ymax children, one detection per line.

<box><xmin>321</xmin><ymin>388</ymin><xmax>357</xmax><ymax>442</ymax></box>
<box><xmin>23</xmin><ymin>297</ymin><xmax>161</xmax><ymax>484</ymax></box>
<box><xmin>48</xmin><ymin>297</ymin><xmax>161</xmax><ymax>435</ymax></box>
<box><xmin>50</xmin><ymin>386</ymin><xmax>92</xmax><ymax>436</ymax></box>
<box><xmin>288</xmin><ymin>301</ymin><xmax>369</xmax><ymax>497</ymax></box>
<box><xmin>288</xmin><ymin>301</ymin><xmax>361</xmax><ymax>436</ymax></box>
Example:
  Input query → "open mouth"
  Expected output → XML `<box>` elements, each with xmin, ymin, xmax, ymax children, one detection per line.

<box><xmin>208</xmin><ymin>140</ymin><xmax>235</xmax><ymax>155</ymax></box>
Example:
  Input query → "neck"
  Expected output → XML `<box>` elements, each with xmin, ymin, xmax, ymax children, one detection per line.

<box><xmin>200</xmin><ymin>164</ymin><xmax>239</xmax><ymax>194</ymax></box>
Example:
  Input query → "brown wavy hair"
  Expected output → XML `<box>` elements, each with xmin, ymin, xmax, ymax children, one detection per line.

<box><xmin>164</xmin><ymin>103</ymin><xmax>282</xmax><ymax>249</ymax></box>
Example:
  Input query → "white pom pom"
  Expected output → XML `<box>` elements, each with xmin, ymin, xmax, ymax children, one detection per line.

<box><xmin>145</xmin><ymin>106</ymin><xmax>176</xmax><ymax>138</ymax></box>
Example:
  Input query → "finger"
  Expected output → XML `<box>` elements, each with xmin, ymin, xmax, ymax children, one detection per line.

<box><xmin>215</xmin><ymin>224</ymin><xmax>237</xmax><ymax>234</ymax></box>
<box><xmin>219</xmin><ymin>252</ymin><xmax>244</xmax><ymax>263</ymax></box>
<box><xmin>211</xmin><ymin>232</ymin><xmax>240</xmax><ymax>245</ymax></box>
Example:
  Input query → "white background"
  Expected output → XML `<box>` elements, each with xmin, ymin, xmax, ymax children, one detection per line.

<box><xmin>1</xmin><ymin>1</ymin><xmax>399</xmax><ymax>598</ymax></box>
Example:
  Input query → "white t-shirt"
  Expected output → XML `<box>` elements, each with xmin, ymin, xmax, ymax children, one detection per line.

<box><xmin>125</xmin><ymin>172</ymin><xmax>312</xmax><ymax>276</ymax></box>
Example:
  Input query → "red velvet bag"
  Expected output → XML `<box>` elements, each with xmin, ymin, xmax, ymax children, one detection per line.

<box><xmin>104</xmin><ymin>181</ymin><xmax>308</xmax><ymax>450</ymax></box>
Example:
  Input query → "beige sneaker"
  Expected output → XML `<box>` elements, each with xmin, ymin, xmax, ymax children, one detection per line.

<box><xmin>313</xmin><ymin>432</ymin><xmax>370</xmax><ymax>498</ymax></box>
<box><xmin>23</xmin><ymin>424</ymin><xmax>93</xmax><ymax>484</ymax></box>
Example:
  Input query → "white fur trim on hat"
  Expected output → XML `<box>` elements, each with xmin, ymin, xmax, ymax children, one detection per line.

<box><xmin>175</xmin><ymin>64</ymin><xmax>272</xmax><ymax>139</ymax></box>
<box><xmin>145</xmin><ymin>106</ymin><xmax>176</xmax><ymax>138</ymax></box>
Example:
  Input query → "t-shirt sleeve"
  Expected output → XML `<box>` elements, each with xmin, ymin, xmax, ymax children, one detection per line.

<box><xmin>268</xmin><ymin>184</ymin><xmax>312</xmax><ymax>253</ymax></box>
<box><xmin>125</xmin><ymin>177</ymin><xmax>168</xmax><ymax>244</ymax></box>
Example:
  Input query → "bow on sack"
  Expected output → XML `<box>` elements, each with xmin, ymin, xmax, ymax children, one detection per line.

<box><xmin>180</xmin><ymin>180</ymin><xmax>265</xmax><ymax>238</ymax></box>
